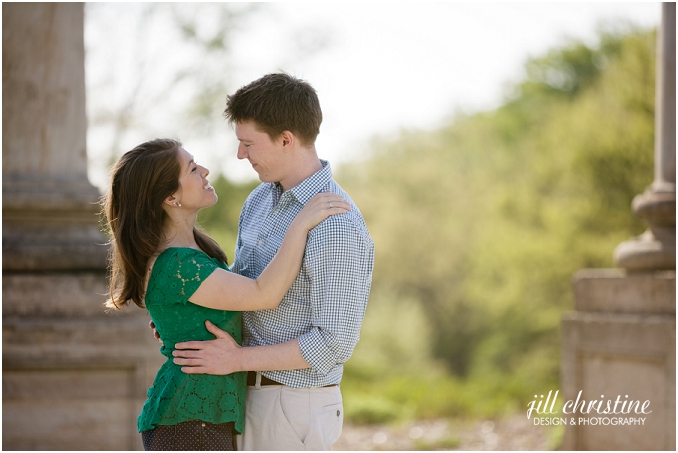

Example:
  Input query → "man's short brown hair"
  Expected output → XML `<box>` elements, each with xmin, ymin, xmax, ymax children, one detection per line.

<box><xmin>223</xmin><ymin>73</ymin><xmax>322</xmax><ymax>146</ymax></box>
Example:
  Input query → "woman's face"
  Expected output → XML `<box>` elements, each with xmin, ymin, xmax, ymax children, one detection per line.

<box><xmin>172</xmin><ymin>147</ymin><xmax>217</xmax><ymax>211</ymax></box>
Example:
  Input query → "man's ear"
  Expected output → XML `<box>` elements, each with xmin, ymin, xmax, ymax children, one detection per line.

<box><xmin>280</xmin><ymin>130</ymin><xmax>295</xmax><ymax>149</ymax></box>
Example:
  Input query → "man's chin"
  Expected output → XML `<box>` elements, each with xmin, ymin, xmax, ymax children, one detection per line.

<box><xmin>257</xmin><ymin>173</ymin><xmax>276</xmax><ymax>184</ymax></box>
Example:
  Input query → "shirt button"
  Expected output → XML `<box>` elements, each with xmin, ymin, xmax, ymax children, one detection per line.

<box><xmin>201</xmin><ymin>422</ymin><xmax>205</xmax><ymax>427</ymax></box>
<box><xmin>257</xmin><ymin>240</ymin><xmax>263</xmax><ymax>246</ymax></box>
<box><xmin>337</xmin><ymin>410</ymin><xmax>341</xmax><ymax>417</ymax></box>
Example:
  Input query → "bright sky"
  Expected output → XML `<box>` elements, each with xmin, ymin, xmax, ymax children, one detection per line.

<box><xmin>85</xmin><ymin>2</ymin><xmax>661</xmax><ymax>190</ymax></box>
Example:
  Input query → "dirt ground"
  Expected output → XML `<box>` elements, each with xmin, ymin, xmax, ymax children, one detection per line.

<box><xmin>333</xmin><ymin>415</ymin><xmax>556</xmax><ymax>451</ymax></box>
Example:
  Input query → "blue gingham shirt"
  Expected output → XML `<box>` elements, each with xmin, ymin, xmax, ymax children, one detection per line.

<box><xmin>231</xmin><ymin>160</ymin><xmax>374</xmax><ymax>388</ymax></box>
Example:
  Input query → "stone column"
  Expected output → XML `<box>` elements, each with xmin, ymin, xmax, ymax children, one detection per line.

<box><xmin>2</xmin><ymin>4</ymin><xmax>162</xmax><ymax>450</ymax></box>
<box><xmin>561</xmin><ymin>4</ymin><xmax>676</xmax><ymax>450</ymax></box>
<box><xmin>2</xmin><ymin>2</ymin><xmax>106</xmax><ymax>272</ymax></box>
<box><xmin>613</xmin><ymin>2</ymin><xmax>676</xmax><ymax>271</ymax></box>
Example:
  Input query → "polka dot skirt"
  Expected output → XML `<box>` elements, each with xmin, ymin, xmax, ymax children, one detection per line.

<box><xmin>142</xmin><ymin>420</ymin><xmax>235</xmax><ymax>451</ymax></box>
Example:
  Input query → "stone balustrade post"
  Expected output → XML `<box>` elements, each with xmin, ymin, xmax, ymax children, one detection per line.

<box><xmin>614</xmin><ymin>2</ymin><xmax>676</xmax><ymax>271</ymax></box>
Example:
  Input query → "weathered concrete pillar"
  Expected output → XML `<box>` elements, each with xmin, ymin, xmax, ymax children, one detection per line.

<box><xmin>2</xmin><ymin>4</ymin><xmax>162</xmax><ymax>450</ymax></box>
<box><xmin>562</xmin><ymin>4</ymin><xmax>676</xmax><ymax>450</ymax></box>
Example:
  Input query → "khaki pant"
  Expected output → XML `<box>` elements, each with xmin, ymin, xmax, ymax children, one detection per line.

<box><xmin>237</xmin><ymin>379</ymin><xmax>343</xmax><ymax>451</ymax></box>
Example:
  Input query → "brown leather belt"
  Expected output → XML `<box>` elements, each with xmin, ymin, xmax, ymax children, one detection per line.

<box><xmin>246</xmin><ymin>371</ymin><xmax>337</xmax><ymax>388</ymax></box>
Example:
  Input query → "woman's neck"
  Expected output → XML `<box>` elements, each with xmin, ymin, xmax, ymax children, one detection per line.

<box><xmin>161</xmin><ymin>213</ymin><xmax>199</xmax><ymax>250</ymax></box>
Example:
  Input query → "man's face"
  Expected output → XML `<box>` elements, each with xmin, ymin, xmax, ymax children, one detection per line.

<box><xmin>235</xmin><ymin>120</ymin><xmax>287</xmax><ymax>184</ymax></box>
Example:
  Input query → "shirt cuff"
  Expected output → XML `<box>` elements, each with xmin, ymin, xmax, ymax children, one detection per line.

<box><xmin>297</xmin><ymin>328</ymin><xmax>339</xmax><ymax>377</ymax></box>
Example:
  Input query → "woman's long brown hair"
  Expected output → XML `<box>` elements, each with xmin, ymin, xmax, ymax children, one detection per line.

<box><xmin>102</xmin><ymin>138</ymin><xmax>227</xmax><ymax>310</ymax></box>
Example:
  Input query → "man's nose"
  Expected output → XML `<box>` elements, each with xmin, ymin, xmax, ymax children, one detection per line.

<box><xmin>237</xmin><ymin>144</ymin><xmax>248</xmax><ymax>160</ymax></box>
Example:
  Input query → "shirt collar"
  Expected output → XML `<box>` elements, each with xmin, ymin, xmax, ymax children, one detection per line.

<box><xmin>271</xmin><ymin>159</ymin><xmax>332</xmax><ymax>206</ymax></box>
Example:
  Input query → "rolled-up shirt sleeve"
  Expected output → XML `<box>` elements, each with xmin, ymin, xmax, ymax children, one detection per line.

<box><xmin>297</xmin><ymin>215</ymin><xmax>375</xmax><ymax>376</ymax></box>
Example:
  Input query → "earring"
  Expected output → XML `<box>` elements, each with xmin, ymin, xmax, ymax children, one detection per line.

<box><xmin>176</xmin><ymin>202</ymin><xmax>181</xmax><ymax>207</ymax></box>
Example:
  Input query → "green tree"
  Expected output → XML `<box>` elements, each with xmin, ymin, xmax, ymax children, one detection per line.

<box><xmin>336</xmin><ymin>26</ymin><xmax>656</xmax><ymax>417</ymax></box>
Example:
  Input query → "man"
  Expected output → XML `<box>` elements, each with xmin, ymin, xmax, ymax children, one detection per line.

<box><xmin>171</xmin><ymin>73</ymin><xmax>374</xmax><ymax>450</ymax></box>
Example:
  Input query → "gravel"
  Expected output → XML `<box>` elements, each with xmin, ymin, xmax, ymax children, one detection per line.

<box><xmin>333</xmin><ymin>415</ymin><xmax>555</xmax><ymax>451</ymax></box>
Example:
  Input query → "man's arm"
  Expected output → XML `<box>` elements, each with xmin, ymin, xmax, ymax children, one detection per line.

<box><xmin>172</xmin><ymin>321</ymin><xmax>310</xmax><ymax>375</ymax></box>
<box><xmin>295</xmin><ymin>216</ymin><xmax>374</xmax><ymax>376</ymax></box>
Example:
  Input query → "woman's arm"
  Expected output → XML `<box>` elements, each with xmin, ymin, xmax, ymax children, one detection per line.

<box><xmin>188</xmin><ymin>192</ymin><xmax>350</xmax><ymax>311</ymax></box>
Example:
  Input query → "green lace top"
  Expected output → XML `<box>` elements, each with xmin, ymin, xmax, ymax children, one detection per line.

<box><xmin>137</xmin><ymin>247</ymin><xmax>246</xmax><ymax>434</ymax></box>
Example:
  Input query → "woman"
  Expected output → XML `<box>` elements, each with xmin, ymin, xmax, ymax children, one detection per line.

<box><xmin>102</xmin><ymin>138</ymin><xmax>349</xmax><ymax>450</ymax></box>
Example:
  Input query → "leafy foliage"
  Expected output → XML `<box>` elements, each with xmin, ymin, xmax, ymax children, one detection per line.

<box><xmin>335</xmin><ymin>26</ymin><xmax>655</xmax><ymax>420</ymax></box>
